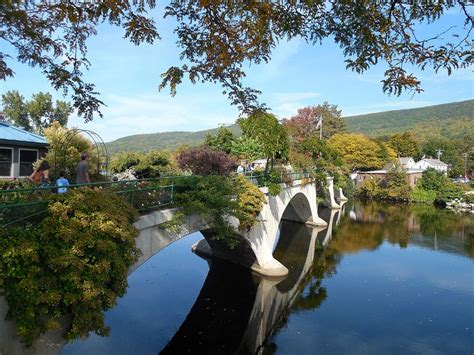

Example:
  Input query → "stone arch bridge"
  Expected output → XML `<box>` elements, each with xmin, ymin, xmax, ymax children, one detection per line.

<box><xmin>133</xmin><ymin>179</ymin><xmax>336</xmax><ymax>277</ymax></box>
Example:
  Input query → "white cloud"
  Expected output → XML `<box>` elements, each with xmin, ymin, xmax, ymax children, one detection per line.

<box><xmin>250</xmin><ymin>39</ymin><xmax>302</xmax><ymax>83</ymax></box>
<box><xmin>266</xmin><ymin>91</ymin><xmax>321</xmax><ymax>119</ymax></box>
<box><xmin>69</xmin><ymin>92</ymin><xmax>238</xmax><ymax>142</ymax></box>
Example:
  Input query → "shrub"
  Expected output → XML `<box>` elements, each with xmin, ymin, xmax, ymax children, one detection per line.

<box><xmin>110</xmin><ymin>150</ymin><xmax>173</xmax><ymax>178</ymax></box>
<box><xmin>164</xmin><ymin>175</ymin><xmax>266</xmax><ymax>247</ymax></box>
<box><xmin>266</xmin><ymin>169</ymin><xmax>284</xmax><ymax>196</ymax></box>
<box><xmin>109</xmin><ymin>152</ymin><xmax>141</xmax><ymax>173</ymax></box>
<box><xmin>134</xmin><ymin>150</ymin><xmax>172</xmax><ymax>178</ymax></box>
<box><xmin>178</xmin><ymin>146</ymin><xmax>236</xmax><ymax>176</ymax></box>
<box><xmin>411</xmin><ymin>186</ymin><xmax>437</xmax><ymax>203</ymax></box>
<box><xmin>235</xmin><ymin>175</ymin><xmax>266</xmax><ymax>231</ymax></box>
<box><xmin>463</xmin><ymin>193</ymin><xmax>474</xmax><ymax>204</ymax></box>
<box><xmin>434</xmin><ymin>182</ymin><xmax>463</xmax><ymax>205</ymax></box>
<box><xmin>342</xmin><ymin>176</ymin><xmax>355</xmax><ymax>198</ymax></box>
<box><xmin>170</xmin><ymin>175</ymin><xmax>240</xmax><ymax>246</ymax></box>
<box><xmin>268</xmin><ymin>183</ymin><xmax>282</xmax><ymax>196</ymax></box>
<box><xmin>419</xmin><ymin>168</ymin><xmax>447</xmax><ymax>191</ymax></box>
<box><xmin>355</xmin><ymin>178</ymin><xmax>381</xmax><ymax>201</ymax></box>
<box><xmin>0</xmin><ymin>188</ymin><xmax>139</xmax><ymax>346</ymax></box>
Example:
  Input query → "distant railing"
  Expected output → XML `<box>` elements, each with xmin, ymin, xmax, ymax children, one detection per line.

<box><xmin>0</xmin><ymin>177</ymin><xmax>184</xmax><ymax>227</ymax></box>
<box><xmin>0</xmin><ymin>171</ymin><xmax>315</xmax><ymax>227</ymax></box>
<box><xmin>242</xmin><ymin>170</ymin><xmax>311</xmax><ymax>186</ymax></box>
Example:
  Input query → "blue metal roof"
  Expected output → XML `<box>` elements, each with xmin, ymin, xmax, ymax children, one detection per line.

<box><xmin>0</xmin><ymin>122</ymin><xmax>48</xmax><ymax>145</ymax></box>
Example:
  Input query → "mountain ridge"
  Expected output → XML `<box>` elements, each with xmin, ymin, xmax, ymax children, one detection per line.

<box><xmin>106</xmin><ymin>99</ymin><xmax>473</xmax><ymax>154</ymax></box>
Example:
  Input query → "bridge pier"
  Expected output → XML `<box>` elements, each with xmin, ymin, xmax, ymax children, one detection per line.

<box><xmin>336</xmin><ymin>187</ymin><xmax>348</xmax><ymax>202</ymax></box>
<box><xmin>192</xmin><ymin>180</ymin><xmax>328</xmax><ymax>277</ymax></box>
<box><xmin>326</xmin><ymin>176</ymin><xmax>341</xmax><ymax>209</ymax></box>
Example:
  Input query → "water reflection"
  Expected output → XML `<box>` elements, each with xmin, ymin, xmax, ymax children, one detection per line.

<box><xmin>263</xmin><ymin>203</ymin><xmax>474</xmax><ymax>354</ymax></box>
<box><xmin>163</xmin><ymin>221</ymin><xmax>325</xmax><ymax>354</ymax></box>
<box><xmin>1</xmin><ymin>202</ymin><xmax>472</xmax><ymax>354</ymax></box>
<box><xmin>340</xmin><ymin>202</ymin><xmax>473</xmax><ymax>258</ymax></box>
<box><xmin>159</xmin><ymin>260</ymin><xmax>259</xmax><ymax>354</ymax></box>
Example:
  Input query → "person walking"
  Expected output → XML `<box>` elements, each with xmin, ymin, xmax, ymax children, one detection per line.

<box><xmin>29</xmin><ymin>160</ymin><xmax>50</xmax><ymax>187</ymax></box>
<box><xmin>76</xmin><ymin>152</ymin><xmax>90</xmax><ymax>184</ymax></box>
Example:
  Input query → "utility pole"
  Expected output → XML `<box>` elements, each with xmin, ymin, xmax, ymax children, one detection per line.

<box><xmin>315</xmin><ymin>113</ymin><xmax>323</xmax><ymax>140</ymax></box>
<box><xmin>436</xmin><ymin>149</ymin><xmax>444</xmax><ymax>161</ymax></box>
<box><xmin>462</xmin><ymin>152</ymin><xmax>468</xmax><ymax>179</ymax></box>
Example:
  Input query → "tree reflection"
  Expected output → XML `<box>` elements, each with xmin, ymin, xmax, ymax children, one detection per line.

<box><xmin>265</xmin><ymin>202</ymin><xmax>473</xmax><ymax>347</ymax></box>
<box><xmin>336</xmin><ymin>202</ymin><xmax>473</xmax><ymax>258</ymax></box>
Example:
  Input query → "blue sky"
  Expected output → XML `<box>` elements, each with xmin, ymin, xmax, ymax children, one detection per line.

<box><xmin>1</xmin><ymin>6</ymin><xmax>472</xmax><ymax>142</ymax></box>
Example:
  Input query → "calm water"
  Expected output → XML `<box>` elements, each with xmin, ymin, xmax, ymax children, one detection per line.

<box><xmin>58</xmin><ymin>203</ymin><xmax>474</xmax><ymax>354</ymax></box>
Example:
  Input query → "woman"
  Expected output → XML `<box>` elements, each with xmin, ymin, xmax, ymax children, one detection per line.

<box><xmin>29</xmin><ymin>160</ymin><xmax>50</xmax><ymax>187</ymax></box>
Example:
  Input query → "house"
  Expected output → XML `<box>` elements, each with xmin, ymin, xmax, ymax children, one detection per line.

<box><xmin>413</xmin><ymin>158</ymin><xmax>448</xmax><ymax>174</ymax></box>
<box><xmin>398</xmin><ymin>157</ymin><xmax>416</xmax><ymax>170</ymax></box>
<box><xmin>383</xmin><ymin>157</ymin><xmax>415</xmax><ymax>171</ymax></box>
<box><xmin>0</xmin><ymin>121</ymin><xmax>48</xmax><ymax>179</ymax></box>
<box><xmin>355</xmin><ymin>169</ymin><xmax>423</xmax><ymax>188</ymax></box>
<box><xmin>355</xmin><ymin>170</ymin><xmax>387</xmax><ymax>186</ymax></box>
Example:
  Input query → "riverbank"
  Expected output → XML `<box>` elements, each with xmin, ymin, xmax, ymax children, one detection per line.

<box><xmin>447</xmin><ymin>198</ymin><xmax>474</xmax><ymax>213</ymax></box>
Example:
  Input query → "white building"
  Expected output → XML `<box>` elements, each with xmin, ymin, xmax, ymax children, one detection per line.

<box><xmin>413</xmin><ymin>158</ymin><xmax>449</xmax><ymax>174</ymax></box>
<box><xmin>398</xmin><ymin>157</ymin><xmax>416</xmax><ymax>170</ymax></box>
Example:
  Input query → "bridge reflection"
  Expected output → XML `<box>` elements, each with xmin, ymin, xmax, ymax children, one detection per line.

<box><xmin>3</xmin><ymin>201</ymin><xmax>470</xmax><ymax>354</ymax></box>
<box><xmin>159</xmin><ymin>205</ymin><xmax>345</xmax><ymax>354</ymax></box>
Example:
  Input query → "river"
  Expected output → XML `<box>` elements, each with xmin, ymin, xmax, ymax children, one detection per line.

<box><xmin>2</xmin><ymin>202</ymin><xmax>473</xmax><ymax>354</ymax></box>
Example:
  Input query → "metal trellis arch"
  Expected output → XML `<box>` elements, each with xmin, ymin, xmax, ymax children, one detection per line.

<box><xmin>53</xmin><ymin>128</ymin><xmax>109</xmax><ymax>179</ymax></box>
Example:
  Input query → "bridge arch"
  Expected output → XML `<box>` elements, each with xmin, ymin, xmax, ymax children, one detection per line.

<box><xmin>280</xmin><ymin>192</ymin><xmax>314</xmax><ymax>225</ymax></box>
<box><xmin>241</xmin><ymin>181</ymin><xmax>327</xmax><ymax>277</ymax></box>
<box><xmin>130</xmin><ymin>211</ymin><xmax>208</xmax><ymax>275</ymax></box>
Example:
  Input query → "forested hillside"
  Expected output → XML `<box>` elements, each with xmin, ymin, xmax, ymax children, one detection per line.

<box><xmin>106</xmin><ymin>100</ymin><xmax>473</xmax><ymax>154</ymax></box>
<box><xmin>107</xmin><ymin>124</ymin><xmax>241</xmax><ymax>154</ymax></box>
<box><xmin>345</xmin><ymin>100</ymin><xmax>473</xmax><ymax>139</ymax></box>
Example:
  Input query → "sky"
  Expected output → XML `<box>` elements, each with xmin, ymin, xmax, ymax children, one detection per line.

<box><xmin>1</xmin><ymin>5</ymin><xmax>472</xmax><ymax>142</ymax></box>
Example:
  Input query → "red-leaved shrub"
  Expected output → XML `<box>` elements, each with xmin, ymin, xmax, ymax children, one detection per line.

<box><xmin>178</xmin><ymin>147</ymin><xmax>237</xmax><ymax>176</ymax></box>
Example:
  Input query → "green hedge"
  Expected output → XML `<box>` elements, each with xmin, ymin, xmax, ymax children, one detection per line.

<box><xmin>0</xmin><ymin>188</ymin><xmax>139</xmax><ymax>346</ymax></box>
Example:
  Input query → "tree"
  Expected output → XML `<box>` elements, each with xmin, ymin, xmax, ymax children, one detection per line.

<box><xmin>418</xmin><ymin>168</ymin><xmax>463</xmax><ymax>205</ymax></box>
<box><xmin>237</xmin><ymin>111</ymin><xmax>289</xmax><ymax>172</ymax></box>
<box><xmin>204</xmin><ymin>126</ymin><xmax>236</xmax><ymax>154</ymax></box>
<box><xmin>42</xmin><ymin>122</ymin><xmax>96</xmax><ymax>180</ymax></box>
<box><xmin>327</xmin><ymin>133</ymin><xmax>393</xmax><ymax>171</ymax></box>
<box><xmin>381</xmin><ymin>168</ymin><xmax>412</xmax><ymax>202</ymax></box>
<box><xmin>2</xmin><ymin>2</ymin><xmax>472</xmax><ymax>119</ymax></box>
<box><xmin>419</xmin><ymin>168</ymin><xmax>449</xmax><ymax>191</ymax></box>
<box><xmin>283</xmin><ymin>103</ymin><xmax>345</xmax><ymax>142</ymax></box>
<box><xmin>282</xmin><ymin>103</ymin><xmax>349</xmax><ymax>189</ymax></box>
<box><xmin>1</xmin><ymin>90</ymin><xmax>72</xmax><ymax>133</ymax></box>
<box><xmin>178</xmin><ymin>147</ymin><xmax>236</xmax><ymax>176</ymax></box>
<box><xmin>388</xmin><ymin>131</ymin><xmax>421</xmax><ymax>158</ymax></box>
<box><xmin>230</xmin><ymin>136</ymin><xmax>264</xmax><ymax>162</ymax></box>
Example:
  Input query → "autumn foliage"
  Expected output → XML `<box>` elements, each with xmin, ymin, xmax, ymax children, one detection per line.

<box><xmin>178</xmin><ymin>146</ymin><xmax>236</xmax><ymax>176</ymax></box>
